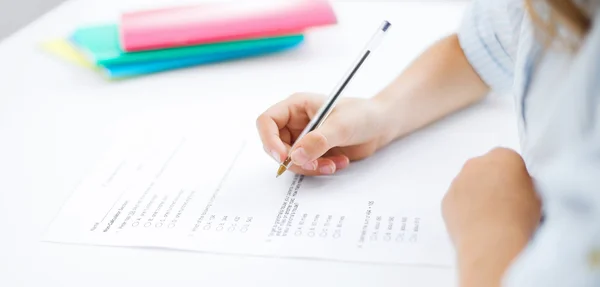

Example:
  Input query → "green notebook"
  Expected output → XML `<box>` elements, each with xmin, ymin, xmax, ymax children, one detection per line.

<box><xmin>70</xmin><ymin>24</ymin><xmax>305</xmax><ymax>66</ymax></box>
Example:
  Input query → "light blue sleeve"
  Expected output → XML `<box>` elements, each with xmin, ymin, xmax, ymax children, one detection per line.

<box><xmin>502</xmin><ymin>162</ymin><xmax>600</xmax><ymax>287</ymax></box>
<box><xmin>500</xmin><ymin>7</ymin><xmax>600</xmax><ymax>287</ymax></box>
<box><xmin>457</xmin><ymin>0</ymin><xmax>524</xmax><ymax>94</ymax></box>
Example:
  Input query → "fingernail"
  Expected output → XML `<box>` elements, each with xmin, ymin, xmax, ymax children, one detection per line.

<box><xmin>319</xmin><ymin>165</ymin><xmax>334</xmax><ymax>174</ymax></box>
<box><xmin>302</xmin><ymin>161</ymin><xmax>317</xmax><ymax>171</ymax></box>
<box><xmin>271</xmin><ymin>150</ymin><xmax>281</xmax><ymax>163</ymax></box>
<box><xmin>334</xmin><ymin>157</ymin><xmax>350</xmax><ymax>170</ymax></box>
<box><xmin>291</xmin><ymin>148</ymin><xmax>310</xmax><ymax>165</ymax></box>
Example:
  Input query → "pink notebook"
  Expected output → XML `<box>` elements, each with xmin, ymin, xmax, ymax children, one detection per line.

<box><xmin>120</xmin><ymin>0</ymin><xmax>337</xmax><ymax>52</ymax></box>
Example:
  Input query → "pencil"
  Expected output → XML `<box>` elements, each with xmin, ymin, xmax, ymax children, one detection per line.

<box><xmin>276</xmin><ymin>20</ymin><xmax>391</xmax><ymax>178</ymax></box>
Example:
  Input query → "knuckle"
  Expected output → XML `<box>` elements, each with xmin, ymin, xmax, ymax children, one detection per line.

<box><xmin>358</xmin><ymin>145</ymin><xmax>378</xmax><ymax>160</ymax></box>
<box><xmin>461</xmin><ymin>157</ymin><xmax>481</xmax><ymax>171</ymax></box>
<box><xmin>441</xmin><ymin>190</ymin><xmax>455</xmax><ymax>216</ymax></box>
<box><xmin>289</xmin><ymin>92</ymin><xmax>307</xmax><ymax>101</ymax></box>
<box><xmin>441</xmin><ymin>193</ymin><xmax>450</xmax><ymax>211</ymax></box>
<box><xmin>311</xmin><ymin>132</ymin><xmax>330</xmax><ymax>150</ymax></box>
<box><xmin>290</xmin><ymin>92</ymin><xmax>324</xmax><ymax>107</ymax></box>
<box><xmin>364</xmin><ymin>146</ymin><xmax>377</xmax><ymax>158</ymax></box>
<box><xmin>488</xmin><ymin>147</ymin><xmax>516</xmax><ymax>157</ymax></box>
<box><xmin>487</xmin><ymin>147</ymin><xmax>524</xmax><ymax>165</ymax></box>
<box><xmin>255</xmin><ymin>113</ymin><xmax>268</xmax><ymax>128</ymax></box>
<box><xmin>335</xmin><ymin>121</ymin><xmax>353</xmax><ymax>142</ymax></box>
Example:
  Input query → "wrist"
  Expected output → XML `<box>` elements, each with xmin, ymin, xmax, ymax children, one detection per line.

<box><xmin>370</xmin><ymin>94</ymin><xmax>406</xmax><ymax>145</ymax></box>
<box><xmin>454</xmin><ymin>223</ymin><xmax>532</xmax><ymax>287</ymax></box>
<box><xmin>372</xmin><ymin>85</ymin><xmax>423</xmax><ymax>141</ymax></box>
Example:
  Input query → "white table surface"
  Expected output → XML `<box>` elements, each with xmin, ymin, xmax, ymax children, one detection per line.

<box><xmin>0</xmin><ymin>1</ymin><xmax>516</xmax><ymax>286</ymax></box>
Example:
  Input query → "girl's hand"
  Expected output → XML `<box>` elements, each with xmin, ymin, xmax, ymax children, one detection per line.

<box><xmin>442</xmin><ymin>148</ymin><xmax>542</xmax><ymax>287</ymax></box>
<box><xmin>256</xmin><ymin>93</ymin><xmax>394</xmax><ymax>175</ymax></box>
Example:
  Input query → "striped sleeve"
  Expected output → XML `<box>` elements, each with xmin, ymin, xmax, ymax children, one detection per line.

<box><xmin>457</xmin><ymin>0</ymin><xmax>524</xmax><ymax>93</ymax></box>
<box><xmin>502</xmin><ymin>9</ymin><xmax>600</xmax><ymax>286</ymax></box>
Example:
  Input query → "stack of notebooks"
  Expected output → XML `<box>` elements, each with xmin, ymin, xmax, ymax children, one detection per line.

<box><xmin>43</xmin><ymin>0</ymin><xmax>337</xmax><ymax>79</ymax></box>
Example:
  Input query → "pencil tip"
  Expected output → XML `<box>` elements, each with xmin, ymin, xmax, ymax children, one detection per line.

<box><xmin>276</xmin><ymin>157</ymin><xmax>291</xmax><ymax>178</ymax></box>
<box><xmin>276</xmin><ymin>165</ymin><xmax>286</xmax><ymax>178</ymax></box>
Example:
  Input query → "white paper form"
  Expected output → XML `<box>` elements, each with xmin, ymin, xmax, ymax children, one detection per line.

<box><xmin>45</xmin><ymin>134</ymin><xmax>454</xmax><ymax>266</ymax></box>
<box><xmin>44</xmin><ymin>98</ymin><xmax>518</xmax><ymax>267</ymax></box>
<box><xmin>168</xmin><ymin>138</ymin><xmax>457</xmax><ymax>267</ymax></box>
<box><xmin>43</xmin><ymin>116</ymin><xmax>246</xmax><ymax>248</ymax></box>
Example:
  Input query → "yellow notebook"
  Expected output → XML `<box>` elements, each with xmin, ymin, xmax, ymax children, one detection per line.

<box><xmin>41</xmin><ymin>39</ymin><xmax>97</xmax><ymax>70</ymax></box>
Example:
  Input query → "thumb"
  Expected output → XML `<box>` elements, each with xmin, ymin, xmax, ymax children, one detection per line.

<box><xmin>290</xmin><ymin>120</ymin><xmax>350</xmax><ymax>166</ymax></box>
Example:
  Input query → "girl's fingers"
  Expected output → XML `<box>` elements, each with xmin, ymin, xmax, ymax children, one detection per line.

<box><xmin>315</xmin><ymin>158</ymin><xmax>337</xmax><ymax>175</ymax></box>
<box><xmin>271</xmin><ymin>155</ymin><xmax>350</xmax><ymax>176</ymax></box>
<box><xmin>312</xmin><ymin>155</ymin><xmax>350</xmax><ymax>175</ymax></box>
<box><xmin>288</xmin><ymin>116</ymin><xmax>353</xmax><ymax>167</ymax></box>
<box><xmin>264</xmin><ymin>134</ymin><xmax>351</xmax><ymax>176</ymax></box>
<box><xmin>329</xmin><ymin>155</ymin><xmax>350</xmax><ymax>171</ymax></box>
<box><xmin>256</xmin><ymin>99</ymin><xmax>297</xmax><ymax>161</ymax></box>
<box><xmin>257</xmin><ymin>116</ymin><xmax>287</xmax><ymax>162</ymax></box>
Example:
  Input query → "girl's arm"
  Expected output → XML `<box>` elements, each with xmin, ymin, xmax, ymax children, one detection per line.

<box><xmin>374</xmin><ymin>34</ymin><xmax>489</xmax><ymax>142</ymax></box>
<box><xmin>374</xmin><ymin>0</ymin><xmax>522</xmax><ymax>143</ymax></box>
